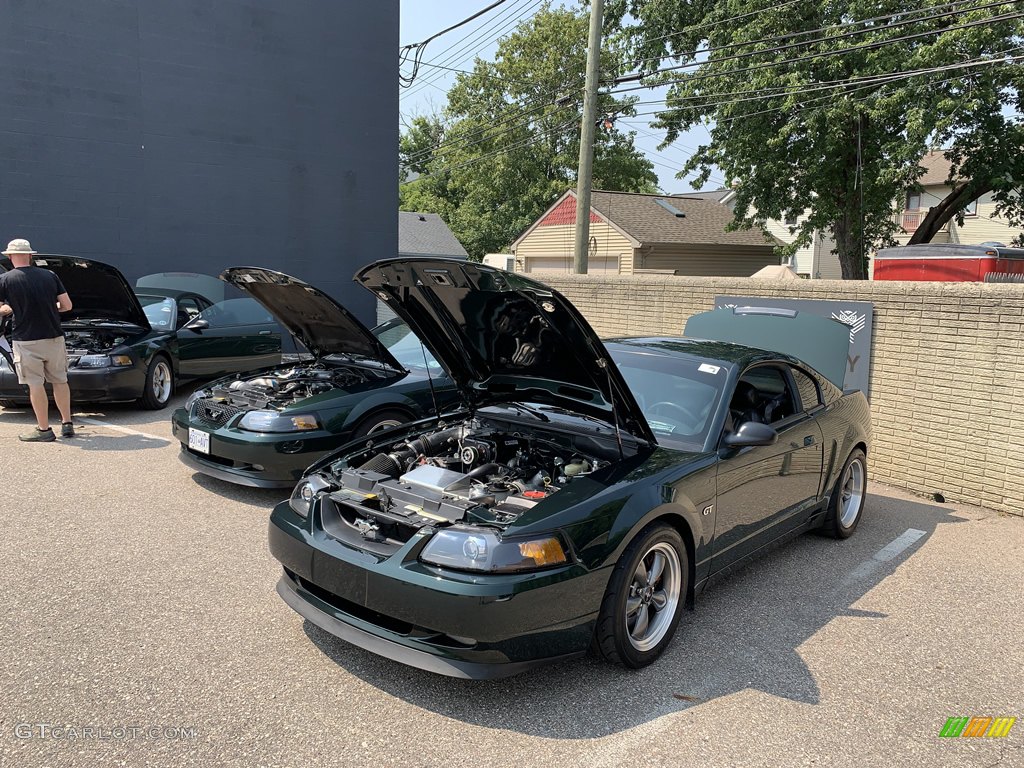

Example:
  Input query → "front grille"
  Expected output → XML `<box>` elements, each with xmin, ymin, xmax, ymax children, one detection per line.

<box><xmin>191</xmin><ymin>398</ymin><xmax>244</xmax><ymax>427</ymax></box>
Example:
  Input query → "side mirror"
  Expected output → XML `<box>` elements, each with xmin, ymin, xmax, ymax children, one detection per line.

<box><xmin>723</xmin><ymin>421</ymin><xmax>778</xmax><ymax>448</ymax></box>
<box><xmin>185</xmin><ymin>318</ymin><xmax>209</xmax><ymax>331</ymax></box>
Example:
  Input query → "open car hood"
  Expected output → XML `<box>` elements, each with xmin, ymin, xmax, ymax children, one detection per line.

<box><xmin>220</xmin><ymin>267</ymin><xmax>402</xmax><ymax>368</ymax></box>
<box><xmin>685</xmin><ymin>306</ymin><xmax>851</xmax><ymax>388</ymax></box>
<box><xmin>356</xmin><ymin>258</ymin><xmax>655</xmax><ymax>443</ymax></box>
<box><xmin>2</xmin><ymin>255</ymin><xmax>150</xmax><ymax>329</ymax></box>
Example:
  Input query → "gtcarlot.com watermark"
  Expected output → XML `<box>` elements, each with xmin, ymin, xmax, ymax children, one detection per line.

<box><xmin>11</xmin><ymin>723</ymin><xmax>198</xmax><ymax>741</ymax></box>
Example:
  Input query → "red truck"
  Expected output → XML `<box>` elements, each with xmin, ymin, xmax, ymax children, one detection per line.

<box><xmin>873</xmin><ymin>243</ymin><xmax>1024</xmax><ymax>282</ymax></box>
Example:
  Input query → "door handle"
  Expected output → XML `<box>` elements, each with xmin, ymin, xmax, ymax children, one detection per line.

<box><xmin>258</xmin><ymin>330</ymin><xmax>272</xmax><ymax>335</ymax></box>
<box><xmin>803</xmin><ymin>435</ymin><xmax>816</xmax><ymax>446</ymax></box>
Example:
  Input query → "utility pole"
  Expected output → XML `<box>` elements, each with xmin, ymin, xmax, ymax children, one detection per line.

<box><xmin>573</xmin><ymin>0</ymin><xmax>603</xmax><ymax>274</ymax></box>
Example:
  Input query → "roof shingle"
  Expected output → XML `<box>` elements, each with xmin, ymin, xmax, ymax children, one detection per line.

<box><xmin>589</xmin><ymin>190</ymin><xmax>775</xmax><ymax>247</ymax></box>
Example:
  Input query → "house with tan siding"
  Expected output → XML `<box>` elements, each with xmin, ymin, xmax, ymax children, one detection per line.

<box><xmin>509</xmin><ymin>190</ymin><xmax>780</xmax><ymax>276</ymax></box>
<box><xmin>895</xmin><ymin>150</ymin><xmax>1024</xmax><ymax>246</ymax></box>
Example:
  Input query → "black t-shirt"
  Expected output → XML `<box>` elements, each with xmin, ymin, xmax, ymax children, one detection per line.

<box><xmin>0</xmin><ymin>266</ymin><xmax>66</xmax><ymax>341</ymax></box>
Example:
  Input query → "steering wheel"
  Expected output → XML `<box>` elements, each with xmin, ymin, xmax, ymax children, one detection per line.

<box><xmin>648</xmin><ymin>400</ymin><xmax>700</xmax><ymax>426</ymax></box>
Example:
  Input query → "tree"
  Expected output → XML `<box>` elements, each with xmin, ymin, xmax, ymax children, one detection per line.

<box><xmin>399</xmin><ymin>3</ymin><xmax>658</xmax><ymax>261</ymax></box>
<box><xmin>605</xmin><ymin>0</ymin><xmax>1024</xmax><ymax>277</ymax></box>
<box><xmin>908</xmin><ymin>95</ymin><xmax>1024</xmax><ymax>245</ymax></box>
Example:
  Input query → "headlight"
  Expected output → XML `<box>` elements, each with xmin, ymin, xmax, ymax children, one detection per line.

<box><xmin>184</xmin><ymin>388</ymin><xmax>209</xmax><ymax>411</ymax></box>
<box><xmin>289</xmin><ymin>474</ymin><xmax>332</xmax><ymax>518</ymax></box>
<box><xmin>419</xmin><ymin>528</ymin><xmax>569</xmax><ymax>573</ymax></box>
<box><xmin>76</xmin><ymin>354</ymin><xmax>132</xmax><ymax>368</ymax></box>
<box><xmin>237</xmin><ymin>410</ymin><xmax>320</xmax><ymax>433</ymax></box>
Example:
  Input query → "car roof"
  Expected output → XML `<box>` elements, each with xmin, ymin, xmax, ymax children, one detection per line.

<box><xmin>606</xmin><ymin>336</ymin><xmax>812</xmax><ymax>371</ymax></box>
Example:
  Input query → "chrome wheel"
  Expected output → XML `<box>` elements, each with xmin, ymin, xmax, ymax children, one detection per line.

<box><xmin>839</xmin><ymin>456</ymin><xmax>865</xmax><ymax>527</ymax></box>
<box><xmin>151</xmin><ymin>360</ymin><xmax>172</xmax><ymax>404</ymax></box>
<box><xmin>625</xmin><ymin>542</ymin><xmax>682</xmax><ymax>652</ymax></box>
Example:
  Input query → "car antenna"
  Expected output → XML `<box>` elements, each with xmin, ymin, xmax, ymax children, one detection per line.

<box><xmin>598</xmin><ymin>357</ymin><xmax>625</xmax><ymax>459</ymax></box>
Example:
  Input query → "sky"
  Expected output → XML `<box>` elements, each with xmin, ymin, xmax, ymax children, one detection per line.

<box><xmin>398</xmin><ymin>0</ymin><xmax>723</xmax><ymax>195</ymax></box>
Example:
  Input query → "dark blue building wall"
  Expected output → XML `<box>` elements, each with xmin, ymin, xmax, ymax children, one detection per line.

<box><xmin>0</xmin><ymin>0</ymin><xmax>397</xmax><ymax>323</ymax></box>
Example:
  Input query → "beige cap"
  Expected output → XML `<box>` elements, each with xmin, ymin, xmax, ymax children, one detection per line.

<box><xmin>3</xmin><ymin>238</ymin><xmax>37</xmax><ymax>256</ymax></box>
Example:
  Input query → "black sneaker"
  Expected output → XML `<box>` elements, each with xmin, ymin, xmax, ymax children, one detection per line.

<box><xmin>61</xmin><ymin>422</ymin><xmax>75</xmax><ymax>438</ymax></box>
<box><xmin>20</xmin><ymin>427</ymin><xmax>56</xmax><ymax>442</ymax></box>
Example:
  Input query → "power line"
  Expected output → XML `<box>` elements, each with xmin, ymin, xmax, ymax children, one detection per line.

<box><xmin>399</xmin><ymin>0</ymin><xmax>514</xmax><ymax>86</ymax></box>
<box><xmin>401</xmin><ymin>116</ymin><xmax>581</xmax><ymax>186</ymax></box>
<box><xmin>607</xmin><ymin>9</ymin><xmax>1024</xmax><ymax>95</ymax></box>
<box><xmin>401</xmin><ymin>0</ymin><xmax>542</xmax><ymax>97</ymax></box>
<box><xmin>612</xmin><ymin>0</ymin><xmax>1013</xmax><ymax>83</ymax></box>
<box><xmin>624</xmin><ymin>51</ymin><xmax>1024</xmax><ymax>119</ymax></box>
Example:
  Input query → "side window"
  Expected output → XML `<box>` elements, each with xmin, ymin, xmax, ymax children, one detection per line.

<box><xmin>195</xmin><ymin>298</ymin><xmax>274</xmax><ymax>328</ymax></box>
<box><xmin>176</xmin><ymin>297</ymin><xmax>202</xmax><ymax>329</ymax></box>
<box><xmin>791</xmin><ymin>368</ymin><xmax>821</xmax><ymax>411</ymax></box>
<box><xmin>730</xmin><ymin>364</ymin><xmax>797</xmax><ymax>427</ymax></box>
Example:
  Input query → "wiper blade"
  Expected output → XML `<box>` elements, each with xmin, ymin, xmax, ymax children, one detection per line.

<box><xmin>501</xmin><ymin>403</ymin><xmax>549</xmax><ymax>422</ymax></box>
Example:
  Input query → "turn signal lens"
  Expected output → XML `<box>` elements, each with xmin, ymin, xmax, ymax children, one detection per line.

<box><xmin>110</xmin><ymin>355</ymin><xmax>133</xmax><ymax>367</ymax></box>
<box><xmin>519</xmin><ymin>538</ymin><xmax>567</xmax><ymax>567</ymax></box>
<box><xmin>289</xmin><ymin>414</ymin><xmax>319</xmax><ymax>431</ymax></box>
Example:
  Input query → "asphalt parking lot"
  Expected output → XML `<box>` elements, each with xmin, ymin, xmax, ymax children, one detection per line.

<box><xmin>0</xmin><ymin>393</ymin><xmax>1021</xmax><ymax>768</ymax></box>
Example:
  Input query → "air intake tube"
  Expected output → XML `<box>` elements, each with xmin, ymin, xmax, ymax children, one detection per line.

<box><xmin>358</xmin><ymin>426</ymin><xmax>464</xmax><ymax>478</ymax></box>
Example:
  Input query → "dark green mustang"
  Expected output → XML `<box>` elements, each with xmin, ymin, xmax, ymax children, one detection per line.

<box><xmin>268</xmin><ymin>258</ymin><xmax>871</xmax><ymax>679</ymax></box>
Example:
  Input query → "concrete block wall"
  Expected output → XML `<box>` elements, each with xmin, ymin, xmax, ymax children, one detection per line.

<box><xmin>540</xmin><ymin>274</ymin><xmax>1024</xmax><ymax>517</ymax></box>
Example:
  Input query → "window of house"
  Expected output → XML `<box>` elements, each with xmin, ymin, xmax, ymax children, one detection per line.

<box><xmin>962</xmin><ymin>198</ymin><xmax>978</xmax><ymax>217</ymax></box>
<box><xmin>905</xmin><ymin>192</ymin><xmax>921</xmax><ymax>211</ymax></box>
<box><xmin>784</xmin><ymin>213</ymin><xmax>798</xmax><ymax>226</ymax></box>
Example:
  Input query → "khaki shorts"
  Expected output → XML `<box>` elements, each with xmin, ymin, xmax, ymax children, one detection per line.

<box><xmin>12</xmin><ymin>337</ymin><xmax>69</xmax><ymax>386</ymax></box>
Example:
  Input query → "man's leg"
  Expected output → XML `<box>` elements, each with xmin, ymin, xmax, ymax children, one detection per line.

<box><xmin>27</xmin><ymin>382</ymin><xmax>50</xmax><ymax>430</ymax></box>
<box><xmin>52</xmin><ymin>381</ymin><xmax>72</xmax><ymax>424</ymax></box>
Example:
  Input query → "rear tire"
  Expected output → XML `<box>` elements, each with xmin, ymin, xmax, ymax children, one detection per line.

<box><xmin>593</xmin><ymin>523</ymin><xmax>688</xmax><ymax>669</ymax></box>
<box><xmin>138</xmin><ymin>356</ymin><xmax>173</xmax><ymax>410</ymax></box>
<box><xmin>0</xmin><ymin>399</ymin><xmax>24</xmax><ymax>409</ymax></box>
<box><xmin>351</xmin><ymin>409</ymin><xmax>409</xmax><ymax>439</ymax></box>
<box><xmin>822</xmin><ymin>449</ymin><xmax>867</xmax><ymax>539</ymax></box>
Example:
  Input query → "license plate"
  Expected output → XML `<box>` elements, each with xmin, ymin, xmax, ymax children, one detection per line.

<box><xmin>188</xmin><ymin>428</ymin><xmax>210</xmax><ymax>455</ymax></box>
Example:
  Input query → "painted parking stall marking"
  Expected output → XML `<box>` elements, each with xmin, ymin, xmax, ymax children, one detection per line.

<box><xmin>843</xmin><ymin>528</ymin><xmax>927</xmax><ymax>585</ymax></box>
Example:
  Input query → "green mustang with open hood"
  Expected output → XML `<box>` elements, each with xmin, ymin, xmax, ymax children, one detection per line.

<box><xmin>267</xmin><ymin>258</ymin><xmax>871</xmax><ymax>679</ymax></box>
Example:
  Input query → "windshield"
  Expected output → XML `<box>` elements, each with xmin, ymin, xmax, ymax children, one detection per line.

<box><xmin>138</xmin><ymin>295</ymin><xmax>177</xmax><ymax>330</ymax></box>
<box><xmin>610</xmin><ymin>347</ymin><xmax>727</xmax><ymax>450</ymax></box>
<box><xmin>136</xmin><ymin>272</ymin><xmax>227</xmax><ymax>303</ymax></box>
<box><xmin>372</xmin><ymin>318</ymin><xmax>443</xmax><ymax>372</ymax></box>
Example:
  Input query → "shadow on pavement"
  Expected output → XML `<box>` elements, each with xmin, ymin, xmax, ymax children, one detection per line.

<box><xmin>301</xmin><ymin>492</ymin><xmax>966</xmax><ymax>739</ymax></box>
<box><xmin>189</xmin><ymin>471</ymin><xmax>289</xmax><ymax>509</ymax></box>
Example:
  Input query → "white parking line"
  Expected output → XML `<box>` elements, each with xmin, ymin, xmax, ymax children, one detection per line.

<box><xmin>75</xmin><ymin>416</ymin><xmax>170</xmax><ymax>444</ymax></box>
<box><xmin>843</xmin><ymin>528</ymin><xmax>927</xmax><ymax>585</ymax></box>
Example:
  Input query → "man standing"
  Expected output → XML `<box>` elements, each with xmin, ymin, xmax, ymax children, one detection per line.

<box><xmin>0</xmin><ymin>239</ymin><xmax>75</xmax><ymax>441</ymax></box>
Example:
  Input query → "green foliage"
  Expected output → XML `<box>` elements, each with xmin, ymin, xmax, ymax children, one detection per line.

<box><xmin>605</xmin><ymin>0</ymin><xmax>1024</xmax><ymax>277</ymax></box>
<box><xmin>399</xmin><ymin>3</ymin><xmax>658</xmax><ymax>261</ymax></box>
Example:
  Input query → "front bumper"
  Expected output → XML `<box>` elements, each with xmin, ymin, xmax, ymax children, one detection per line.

<box><xmin>171</xmin><ymin>408</ymin><xmax>340</xmax><ymax>488</ymax></box>
<box><xmin>268</xmin><ymin>501</ymin><xmax>606</xmax><ymax>678</ymax></box>
<box><xmin>0</xmin><ymin>363</ymin><xmax>144</xmax><ymax>402</ymax></box>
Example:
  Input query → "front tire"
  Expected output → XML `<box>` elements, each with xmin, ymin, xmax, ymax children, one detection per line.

<box><xmin>138</xmin><ymin>356</ymin><xmax>173</xmax><ymax>410</ymax></box>
<box><xmin>351</xmin><ymin>409</ymin><xmax>409</xmax><ymax>439</ymax></box>
<box><xmin>0</xmin><ymin>399</ymin><xmax>25</xmax><ymax>409</ymax></box>
<box><xmin>593</xmin><ymin>523</ymin><xmax>688</xmax><ymax>669</ymax></box>
<box><xmin>822</xmin><ymin>449</ymin><xmax>867</xmax><ymax>539</ymax></box>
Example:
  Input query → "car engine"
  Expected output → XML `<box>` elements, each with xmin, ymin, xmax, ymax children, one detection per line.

<box><xmin>209</xmin><ymin>364</ymin><xmax>396</xmax><ymax>410</ymax></box>
<box><xmin>64</xmin><ymin>329</ymin><xmax>129</xmax><ymax>356</ymax></box>
<box><xmin>321</xmin><ymin>419</ymin><xmax>609</xmax><ymax>542</ymax></box>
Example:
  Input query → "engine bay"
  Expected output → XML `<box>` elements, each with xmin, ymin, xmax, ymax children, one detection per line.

<box><xmin>63</xmin><ymin>328</ymin><xmax>130</xmax><ymax>356</ymax></box>
<box><xmin>210</xmin><ymin>363</ymin><xmax>397</xmax><ymax>410</ymax></box>
<box><xmin>319</xmin><ymin>419</ymin><xmax>613</xmax><ymax>548</ymax></box>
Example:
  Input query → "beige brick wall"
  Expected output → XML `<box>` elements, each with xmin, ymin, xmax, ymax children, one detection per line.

<box><xmin>540</xmin><ymin>274</ymin><xmax>1024</xmax><ymax>517</ymax></box>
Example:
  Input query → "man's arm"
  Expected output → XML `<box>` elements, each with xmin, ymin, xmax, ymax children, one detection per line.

<box><xmin>0</xmin><ymin>302</ymin><xmax>10</xmax><ymax>317</ymax></box>
<box><xmin>56</xmin><ymin>293</ymin><xmax>73</xmax><ymax>313</ymax></box>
